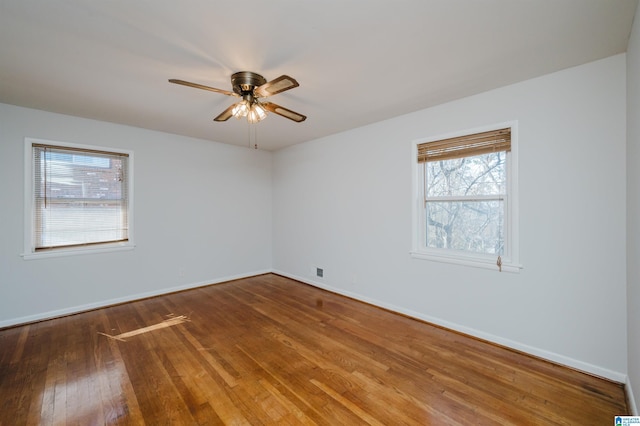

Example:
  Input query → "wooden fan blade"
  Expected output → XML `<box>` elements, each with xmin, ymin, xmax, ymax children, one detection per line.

<box><xmin>169</xmin><ymin>79</ymin><xmax>239</xmax><ymax>97</ymax></box>
<box><xmin>262</xmin><ymin>102</ymin><xmax>307</xmax><ymax>122</ymax></box>
<box><xmin>214</xmin><ymin>104</ymin><xmax>237</xmax><ymax>122</ymax></box>
<box><xmin>254</xmin><ymin>75</ymin><xmax>299</xmax><ymax>98</ymax></box>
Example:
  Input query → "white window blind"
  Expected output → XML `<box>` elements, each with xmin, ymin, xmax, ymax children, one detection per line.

<box><xmin>32</xmin><ymin>143</ymin><xmax>129</xmax><ymax>251</ymax></box>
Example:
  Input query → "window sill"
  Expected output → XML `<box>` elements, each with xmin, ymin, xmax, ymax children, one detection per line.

<box><xmin>410</xmin><ymin>250</ymin><xmax>522</xmax><ymax>273</ymax></box>
<box><xmin>22</xmin><ymin>242</ymin><xmax>135</xmax><ymax>260</ymax></box>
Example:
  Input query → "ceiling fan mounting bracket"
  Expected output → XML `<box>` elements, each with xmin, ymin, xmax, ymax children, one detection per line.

<box><xmin>231</xmin><ymin>71</ymin><xmax>267</xmax><ymax>96</ymax></box>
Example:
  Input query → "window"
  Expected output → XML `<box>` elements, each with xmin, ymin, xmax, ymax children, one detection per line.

<box><xmin>23</xmin><ymin>139</ymin><xmax>134</xmax><ymax>259</ymax></box>
<box><xmin>411</xmin><ymin>124</ymin><xmax>519</xmax><ymax>272</ymax></box>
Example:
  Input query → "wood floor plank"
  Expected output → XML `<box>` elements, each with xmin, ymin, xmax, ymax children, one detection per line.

<box><xmin>0</xmin><ymin>273</ymin><xmax>629</xmax><ymax>425</ymax></box>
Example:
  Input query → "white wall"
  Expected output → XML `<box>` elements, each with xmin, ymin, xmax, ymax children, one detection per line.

<box><xmin>273</xmin><ymin>54</ymin><xmax>628</xmax><ymax>381</ymax></box>
<box><xmin>0</xmin><ymin>52</ymin><xmax>631</xmax><ymax>388</ymax></box>
<box><xmin>0</xmin><ymin>103</ymin><xmax>272</xmax><ymax>327</ymax></box>
<box><xmin>627</xmin><ymin>4</ymin><xmax>640</xmax><ymax>414</ymax></box>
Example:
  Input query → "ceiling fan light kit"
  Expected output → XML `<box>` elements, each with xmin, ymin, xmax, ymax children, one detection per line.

<box><xmin>169</xmin><ymin>71</ymin><xmax>306</xmax><ymax>124</ymax></box>
<box><xmin>246</xmin><ymin>103</ymin><xmax>267</xmax><ymax>123</ymax></box>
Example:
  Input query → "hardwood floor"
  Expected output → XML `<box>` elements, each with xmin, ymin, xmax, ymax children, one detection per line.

<box><xmin>0</xmin><ymin>274</ymin><xmax>628</xmax><ymax>425</ymax></box>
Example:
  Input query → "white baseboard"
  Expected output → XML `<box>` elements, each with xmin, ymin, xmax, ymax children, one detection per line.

<box><xmin>0</xmin><ymin>269</ymin><xmax>271</xmax><ymax>329</ymax></box>
<box><xmin>273</xmin><ymin>269</ymin><xmax>627</xmax><ymax>384</ymax></box>
<box><xmin>2</xmin><ymin>268</ymin><xmax>629</xmax><ymax>387</ymax></box>
<box><xmin>628</xmin><ymin>376</ymin><xmax>639</xmax><ymax>415</ymax></box>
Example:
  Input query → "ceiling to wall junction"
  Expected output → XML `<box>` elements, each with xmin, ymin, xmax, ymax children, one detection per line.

<box><xmin>0</xmin><ymin>0</ymin><xmax>637</xmax><ymax>150</ymax></box>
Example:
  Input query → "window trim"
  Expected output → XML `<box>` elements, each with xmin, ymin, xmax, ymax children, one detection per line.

<box><xmin>410</xmin><ymin>122</ymin><xmax>521</xmax><ymax>272</ymax></box>
<box><xmin>22</xmin><ymin>138</ymin><xmax>135</xmax><ymax>260</ymax></box>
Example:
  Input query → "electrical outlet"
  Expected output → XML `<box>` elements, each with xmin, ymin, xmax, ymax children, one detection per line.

<box><xmin>316</xmin><ymin>267</ymin><xmax>324</xmax><ymax>278</ymax></box>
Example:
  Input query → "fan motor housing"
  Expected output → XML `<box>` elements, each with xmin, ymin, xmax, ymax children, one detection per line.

<box><xmin>231</xmin><ymin>71</ymin><xmax>266</xmax><ymax>95</ymax></box>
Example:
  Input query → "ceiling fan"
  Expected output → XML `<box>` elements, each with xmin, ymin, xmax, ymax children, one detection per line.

<box><xmin>169</xmin><ymin>71</ymin><xmax>306</xmax><ymax>124</ymax></box>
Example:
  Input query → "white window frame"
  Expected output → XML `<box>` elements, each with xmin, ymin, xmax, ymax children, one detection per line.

<box><xmin>411</xmin><ymin>122</ymin><xmax>521</xmax><ymax>272</ymax></box>
<box><xmin>22</xmin><ymin>138</ymin><xmax>135</xmax><ymax>260</ymax></box>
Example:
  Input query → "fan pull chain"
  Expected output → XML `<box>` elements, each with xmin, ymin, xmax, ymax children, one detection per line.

<box><xmin>247</xmin><ymin>122</ymin><xmax>258</xmax><ymax>149</ymax></box>
<box><xmin>248</xmin><ymin>122</ymin><xmax>258</xmax><ymax>149</ymax></box>
<box><xmin>254</xmin><ymin>124</ymin><xmax>258</xmax><ymax>150</ymax></box>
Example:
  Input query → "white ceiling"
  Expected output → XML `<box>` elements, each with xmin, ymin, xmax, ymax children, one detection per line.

<box><xmin>0</xmin><ymin>1</ymin><xmax>637</xmax><ymax>151</ymax></box>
